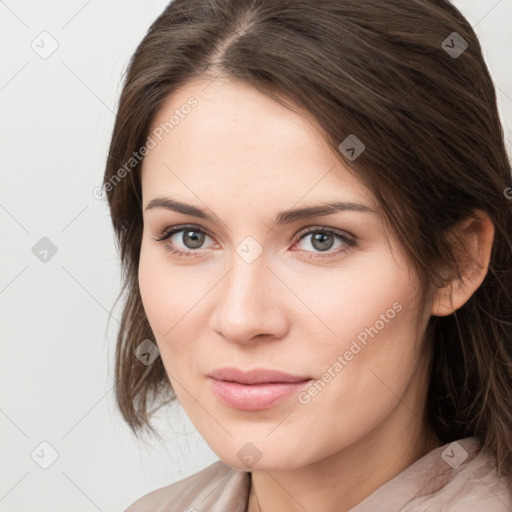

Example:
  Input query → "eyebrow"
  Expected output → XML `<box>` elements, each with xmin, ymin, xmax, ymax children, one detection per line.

<box><xmin>144</xmin><ymin>197</ymin><xmax>377</xmax><ymax>225</ymax></box>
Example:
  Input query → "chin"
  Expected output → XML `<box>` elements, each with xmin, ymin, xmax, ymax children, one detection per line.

<box><xmin>210</xmin><ymin>439</ymin><xmax>311</xmax><ymax>473</ymax></box>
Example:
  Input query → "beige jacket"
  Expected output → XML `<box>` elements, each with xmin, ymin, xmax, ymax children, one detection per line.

<box><xmin>124</xmin><ymin>436</ymin><xmax>512</xmax><ymax>511</ymax></box>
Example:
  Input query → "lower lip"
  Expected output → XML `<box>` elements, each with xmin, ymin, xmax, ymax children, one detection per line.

<box><xmin>208</xmin><ymin>377</ymin><xmax>313</xmax><ymax>410</ymax></box>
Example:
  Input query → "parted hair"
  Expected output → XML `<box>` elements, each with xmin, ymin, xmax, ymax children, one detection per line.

<box><xmin>103</xmin><ymin>0</ymin><xmax>512</xmax><ymax>476</ymax></box>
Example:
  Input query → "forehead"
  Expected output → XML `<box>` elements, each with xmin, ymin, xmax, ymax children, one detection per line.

<box><xmin>141</xmin><ymin>78</ymin><xmax>376</xmax><ymax>210</ymax></box>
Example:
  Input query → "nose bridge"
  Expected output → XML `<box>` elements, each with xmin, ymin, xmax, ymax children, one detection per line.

<box><xmin>211</xmin><ymin>245</ymin><xmax>283</xmax><ymax>343</ymax></box>
<box><xmin>224</xmin><ymin>249</ymin><xmax>269</xmax><ymax>318</ymax></box>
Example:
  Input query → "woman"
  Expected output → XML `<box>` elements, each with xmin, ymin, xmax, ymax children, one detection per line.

<box><xmin>103</xmin><ymin>0</ymin><xmax>512</xmax><ymax>510</ymax></box>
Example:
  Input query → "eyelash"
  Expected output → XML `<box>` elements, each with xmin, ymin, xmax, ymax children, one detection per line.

<box><xmin>153</xmin><ymin>224</ymin><xmax>357</xmax><ymax>260</ymax></box>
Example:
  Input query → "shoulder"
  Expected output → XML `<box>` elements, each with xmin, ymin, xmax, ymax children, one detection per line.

<box><xmin>406</xmin><ymin>437</ymin><xmax>512</xmax><ymax>512</ymax></box>
<box><xmin>352</xmin><ymin>437</ymin><xmax>512</xmax><ymax>512</ymax></box>
<box><xmin>123</xmin><ymin>459</ymin><xmax>250</xmax><ymax>512</ymax></box>
<box><xmin>430</xmin><ymin>438</ymin><xmax>512</xmax><ymax>511</ymax></box>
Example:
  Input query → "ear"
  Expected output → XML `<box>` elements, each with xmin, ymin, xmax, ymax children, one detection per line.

<box><xmin>431</xmin><ymin>209</ymin><xmax>495</xmax><ymax>317</ymax></box>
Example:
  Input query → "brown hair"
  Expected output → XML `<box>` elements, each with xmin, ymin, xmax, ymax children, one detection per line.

<box><xmin>103</xmin><ymin>0</ymin><xmax>512</xmax><ymax>476</ymax></box>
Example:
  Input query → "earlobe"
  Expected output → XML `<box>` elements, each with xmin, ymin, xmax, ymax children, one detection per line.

<box><xmin>430</xmin><ymin>209</ymin><xmax>495</xmax><ymax>317</ymax></box>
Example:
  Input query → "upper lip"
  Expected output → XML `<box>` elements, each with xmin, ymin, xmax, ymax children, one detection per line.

<box><xmin>208</xmin><ymin>367</ymin><xmax>312</xmax><ymax>384</ymax></box>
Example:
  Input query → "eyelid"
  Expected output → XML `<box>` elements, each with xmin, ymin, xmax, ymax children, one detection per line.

<box><xmin>294</xmin><ymin>224</ymin><xmax>356</xmax><ymax>242</ymax></box>
<box><xmin>154</xmin><ymin>224</ymin><xmax>213</xmax><ymax>243</ymax></box>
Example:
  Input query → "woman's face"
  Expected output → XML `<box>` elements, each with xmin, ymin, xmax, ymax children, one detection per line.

<box><xmin>138</xmin><ymin>77</ymin><xmax>435</xmax><ymax>471</ymax></box>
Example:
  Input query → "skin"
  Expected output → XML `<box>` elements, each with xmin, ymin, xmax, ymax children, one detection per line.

<box><xmin>138</xmin><ymin>77</ymin><xmax>495</xmax><ymax>512</ymax></box>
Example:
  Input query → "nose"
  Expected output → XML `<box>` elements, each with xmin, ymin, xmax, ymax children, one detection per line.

<box><xmin>209</xmin><ymin>252</ymin><xmax>289</xmax><ymax>345</ymax></box>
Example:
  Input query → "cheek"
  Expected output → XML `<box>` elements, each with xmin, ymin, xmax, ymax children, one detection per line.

<box><xmin>138</xmin><ymin>241</ymin><xmax>184</xmax><ymax>342</ymax></box>
<box><xmin>138</xmin><ymin>242</ymin><xmax>164</xmax><ymax>332</ymax></box>
<box><xmin>138</xmin><ymin>240</ymin><xmax>210</xmax><ymax>360</ymax></box>
<box><xmin>301</xmin><ymin>266</ymin><xmax>424</xmax><ymax>408</ymax></box>
<box><xmin>294</xmin><ymin>252</ymin><xmax>424</xmax><ymax>402</ymax></box>
<box><xmin>291</xmin><ymin>250</ymin><xmax>419</xmax><ymax>353</ymax></box>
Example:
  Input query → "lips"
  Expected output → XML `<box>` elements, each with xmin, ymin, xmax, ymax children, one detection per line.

<box><xmin>208</xmin><ymin>367</ymin><xmax>313</xmax><ymax>410</ymax></box>
<box><xmin>208</xmin><ymin>367</ymin><xmax>311</xmax><ymax>384</ymax></box>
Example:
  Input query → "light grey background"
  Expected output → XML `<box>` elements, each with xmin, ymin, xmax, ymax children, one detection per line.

<box><xmin>1</xmin><ymin>1</ymin><xmax>511</xmax><ymax>511</ymax></box>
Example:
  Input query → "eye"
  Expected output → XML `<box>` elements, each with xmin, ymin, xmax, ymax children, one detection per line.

<box><xmin>292</xmin><ymin>227</ymin><xmax>356</xmax><ymax>259</ymax></box>
<box><xmin>153</xmin><ymin>224</ymin><xmax>357</xmax><ymax>260</ymax></box>
<box><xmin>153</xmin><ymin>225</ymin><xmax>214</xmax><ymax>258</ymax></box>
